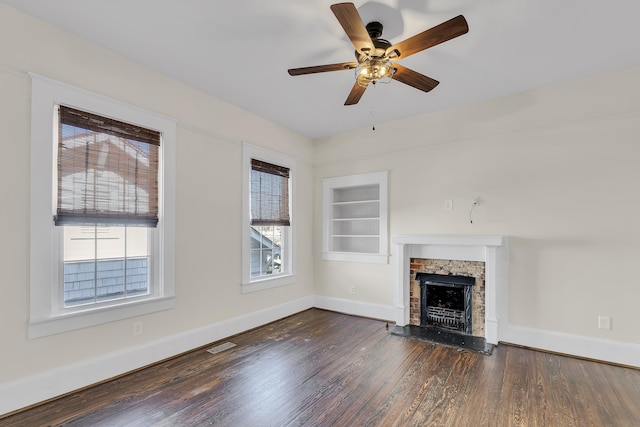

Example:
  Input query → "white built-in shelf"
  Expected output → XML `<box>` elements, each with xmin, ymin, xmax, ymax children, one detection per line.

<box><xmin>332</xmin><ymin>199</ymin><xmax>379</xmax><ymax>205</ymax></box>
<box><xmin>322</xmin><ymin>171</ymin><xmax>388</xmax><ymax>264</ymax></box>
<box><xmin>332</xmin><ymin>218</ymin><xmax>379</xmax><ymax>221</ymax></box>
<box><xmin>332</xmin><ymin>235</ymin><xmax>379</xmax><ymax>237</ymax></box>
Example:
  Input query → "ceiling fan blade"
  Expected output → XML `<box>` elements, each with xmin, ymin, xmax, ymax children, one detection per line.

<box><xmin>386</xmin><ymin>15</ymin><xmax>468</xmax><ymax>60</ymax></box>
<box><xmin>330</xmin><ymin>3</ymin><xmax>375</xmax><ymax>55</ymax></box>
<box><xmin>392</xmin><ymin>64</ymin><xmax>439</xmax><ymax>92</ymax></box>
<box><xmin>344</xmin><ymin>81</ymin><xmax>368</xmax><ymax>105</ymax></box>
<box><xmin>288</xmin><ymin>62</ymin><xmax>358</xmax><ymax>76</ymax></box>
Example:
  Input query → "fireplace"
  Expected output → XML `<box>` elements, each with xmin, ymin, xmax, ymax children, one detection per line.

<box><xmin>411</xmin><ymin>258</ymin><xmax>485</xmax><ymax>336</ymax></box>
<box><xmin>417</xmin><ymin>273</ymin><xmax>474</xmax><ymax>335</ymax></box>
<box><xmin>392</xmin><ymin>235</ymin><xmax>509</xmax><ymax>345</ymax></box>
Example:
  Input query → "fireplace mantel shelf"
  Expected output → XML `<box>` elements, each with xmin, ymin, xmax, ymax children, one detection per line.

<box><xmin>392</xmin><ymin>234</ymin><xmax>509</xmax><ymax>345</ymax></box>
<box><xmin>392</xmin><ymin>235</ymin><xmax>505</xmax><ymax>247</ymax></box>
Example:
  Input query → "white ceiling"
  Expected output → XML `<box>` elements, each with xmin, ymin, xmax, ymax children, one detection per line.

<box><xmin>4</xmin><ymin>0</ymin><xmax>640</xmax><ymax>139</ymax></box>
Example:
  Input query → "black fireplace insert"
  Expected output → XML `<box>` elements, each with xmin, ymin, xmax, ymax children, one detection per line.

<box><xmin>416</xmin><ymin>273</ymin><xmax>475</xmax><ymax>335</ymax></box>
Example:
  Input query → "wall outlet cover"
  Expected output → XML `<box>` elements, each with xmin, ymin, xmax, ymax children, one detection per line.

<box><xmin>597</xmin><ymin>315</ymin><xmax>611</xmax><ymax>330</ymax></box>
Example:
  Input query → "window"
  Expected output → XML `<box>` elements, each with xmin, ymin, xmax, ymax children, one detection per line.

<box><xmin>242</xmin><ymin>143</ymin><xmax>296</xmax><ymax>292</ymax></box>
<box><xmin>56</xmin><ymin>105</ymin><xmax>159</xmax><ymax>309</ymax></box>
<box><xmin>29</xmin><ymin>74</ymin><xmax>176</xmax><ymax>338</ymax></box>
<box><xmin>63</xmin><ymin>225</ymin><xmax>150</xmax><ymax>307</ymax></box>
<box><xmin>251</xmin><ymin>225</ymin><xmax>283</xmax><ymax>278</ymax></box>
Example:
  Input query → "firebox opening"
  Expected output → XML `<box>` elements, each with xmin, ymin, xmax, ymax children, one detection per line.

<box><xmin>417</xmin><ymin>273</ymin><xmax>474</xmax><ymax>335</ymax></box>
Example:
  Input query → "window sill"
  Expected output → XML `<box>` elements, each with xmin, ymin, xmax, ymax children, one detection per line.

<box><xmin>242</xmin><ymin>274</ymin><xmax>296</xmax><ymax>294</ymax></box>
<box><xmin>28</xmin><ymin>295</ymin><xmax>176</xmax><ymax>339</ymax></box>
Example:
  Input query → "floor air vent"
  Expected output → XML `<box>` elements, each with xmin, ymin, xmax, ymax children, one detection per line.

<box><xmin>206</xmin><ymin>342</ymin><xmax>236</xmax><ymax>355</ymax></box>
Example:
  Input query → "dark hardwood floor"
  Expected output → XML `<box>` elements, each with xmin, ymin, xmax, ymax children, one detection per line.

<box><xmin>3</xmin><ymin>309</ymin><xmax>639</xmax><ymax>426</ymax></box>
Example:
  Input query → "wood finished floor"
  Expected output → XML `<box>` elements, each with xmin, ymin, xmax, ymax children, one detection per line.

<box><xmin>3</xmin><ymin>309</ymin><xmax>640</xmax><ymax>426</ymax></box>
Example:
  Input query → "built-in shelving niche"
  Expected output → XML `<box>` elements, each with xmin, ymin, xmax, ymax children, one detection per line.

<box><xmin>322</xmin><ymin>171</ymin><xmax>388</xmax><ymax>263</ymax></box>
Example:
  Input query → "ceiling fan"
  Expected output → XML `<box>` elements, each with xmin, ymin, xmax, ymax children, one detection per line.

<box><xmin>287</xmin><ymin>2</ymin><xmax>468</xmax><ymax>105</ymax></box>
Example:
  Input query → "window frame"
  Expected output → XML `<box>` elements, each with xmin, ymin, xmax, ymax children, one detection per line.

<box><xmin>29</xmin><ymin>74</ymin><xmax>176</xmax><ymax>338</ymax></box>
<box><xmin>241</xmin><ymin>143</ymin><xmax>296</xmax><ymax>293</ymax></box>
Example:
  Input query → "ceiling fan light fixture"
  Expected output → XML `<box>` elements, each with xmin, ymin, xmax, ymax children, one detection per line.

<box><xmin>355</xmin><ymin>58</ymin><xmax>395</xmax><ymax>87</ymax></box>
<box><xmin>288</xmin><ymin>4</ymin><xmax>469</xmax><ymax>105</ymax></box>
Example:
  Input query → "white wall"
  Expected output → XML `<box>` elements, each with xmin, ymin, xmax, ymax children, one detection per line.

<box><xmin>313</xmin><ymin>64</ymin><xmax>640</xmax><ymax>365</ymax></box>
<box><xmin>2</xmin><ymin>0</ymin><xmax>640</xmax><ymax>416</ymax></box>
<box><xmin>0</xmin><ymin>3</ymin><xmax>315</xmax><ymax>414</ymax></box>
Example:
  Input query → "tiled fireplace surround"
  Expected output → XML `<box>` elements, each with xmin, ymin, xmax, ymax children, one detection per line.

<box><xmin>393</xmin><ymin>235</ymin><xmax>509</xmax><ymax>345</ymax></box>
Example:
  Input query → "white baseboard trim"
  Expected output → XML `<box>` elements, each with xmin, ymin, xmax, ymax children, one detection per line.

<box><xmin>0</xmin><ymin>296</ymin><xmax>314</xmax><ymax>417</ymax></box>
<box><xmin>500</xmin><ymin>323</ymin><xmax>640</xmax><ymax>368</ymax></box>
<box><xmin>313</xmin><ymin>296</ymin><xmax>640</xmax><ymax>368</ymax></box>
<box><xmin>313</xmin><ymin>295</ymin><xmax>395</xmax><ymax>321</ymax></box>
<box><xmin>4</xmin><ymin>297</ymin><xmax>638</xmax><ymax>417</ymax></box>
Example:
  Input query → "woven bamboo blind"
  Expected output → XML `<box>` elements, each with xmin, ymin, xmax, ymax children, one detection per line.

<box><xmin>55</xmin><ymin>106</ymin><xmax>160</xmax><ymax>227</ymax></box>
<box><xmin>250</xmin><ymin>159</ymin><xmax>290</xmax><ymax>226</ymax></box>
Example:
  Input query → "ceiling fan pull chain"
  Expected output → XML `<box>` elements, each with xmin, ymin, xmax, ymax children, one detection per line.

<box><xmin>371</xmin><ymin>81</ymin><xmax>376</xmax><ymax>131</ymax></box>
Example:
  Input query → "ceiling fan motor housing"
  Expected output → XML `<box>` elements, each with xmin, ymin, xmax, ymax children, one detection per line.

<box><xmin>357</xmin><ymin>23</ymin><xmax>391</xmax><ymax>62</ymax></box>
<box><xmin>366</xmin><ymin>21</ymin><xmax>384</xmax><ymax>39</ymax></box>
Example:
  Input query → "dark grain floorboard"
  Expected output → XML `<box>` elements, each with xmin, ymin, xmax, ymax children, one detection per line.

<box><xmin>2</xmin><ymin>309</ymin><xmax>639</xmax><ymax>427</ymax></box>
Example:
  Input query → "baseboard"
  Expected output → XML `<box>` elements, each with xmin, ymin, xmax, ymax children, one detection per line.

<box><xmin>4</xmin><ymin>297</ymin><xmax>638</xmax><ymax>417</ymax></box>
<box><xmin>313</xmin><ymin>296</ymin><xmax>640</xmax><ymax>368</ymax></box>
<box><xmin>0</xmin><ymin>296</ymin><xmax>314</xmax><ymax>417</ymax></box>
<box><xmin>313</xmin><ymin>295</ymin><xmax>395</xmax><ymax>321</ymax></box>
<box><xmin>500</xmin><ymin>323</ymin><xmax>640</xmax><ymax>368</ymax></box>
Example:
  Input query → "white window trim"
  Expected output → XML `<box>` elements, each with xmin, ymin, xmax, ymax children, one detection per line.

<box><xmin>28</xmin><ymin>74</ymin><xmax>176</xmax><ymax>338</ymax></box>
<box><xmin>241</xmin><ymin>143</ymin><xmax>296</xmax><ymax>293</ymax></box>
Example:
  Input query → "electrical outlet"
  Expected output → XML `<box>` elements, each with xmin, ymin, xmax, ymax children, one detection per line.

<box><xmin>445</xmin><ymin>200</ymin><xmax>453</xmax><ymax>211</ymax></box>
<box><xmin>350</xmin><ymin>286</ymin><xmax>356</xmax><ymax>295</ymax></box>
<box><xmin>597</xmin><ymin>315</ymin><xmax>611</xmax><ymax>330</ymax></box>
<box><xmin>133</xmin><ymin>321</ymin><xmax>143</xmax><ymax>336</ymax></box>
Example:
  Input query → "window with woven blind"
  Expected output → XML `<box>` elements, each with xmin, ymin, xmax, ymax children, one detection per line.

<box><xmin>29</xmin><ymin>74</ymin><xmax>176</xmax><ymax>338</ymax></box>
<box><xmin>250</xmin><ymin>159</ymin><xmax>290</xmax><ymax>226</ymax></box>
<box><xmin>242</xmin><ymin>143</ymin><xmax>296</xmax><ymax>292</ymax></box>
<box><xmin>55</xmin><ymin>106</ymin><xmax>160</xmax><ymax>227</ymax></box>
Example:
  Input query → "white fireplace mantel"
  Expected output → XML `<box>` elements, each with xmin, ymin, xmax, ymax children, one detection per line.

<box><xmin>392</xmin><ymin>235</ymin><xmax>509</xmax><ymax>345</ymax></box>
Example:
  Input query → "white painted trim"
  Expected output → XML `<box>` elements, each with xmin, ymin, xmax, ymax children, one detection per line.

<box><xmin>28</xmin><ymin>73</ymin><xmax>177</xmax><ymax>338</ymax></box>
<box><xmin>312</xmin><ymin>294</ymin><xmax>640</xmax><ymax>367</ymax></box>
<box><xmin>315</xmin><ymin>295</ymin><xmax>640</xmax><ymax>367</ymax></box>
<box><xmin>391</xmin><ymin>235</ymin><xmax>509</xmax><ymax>345</ymax></box>
<box><xmin>313</xmin><ymin>296</ymin><xmax>395</xmax><ymax>321</ymax></box>
<box><xmin>500</xmin><ymin>324</ymin><xmax>640</xmax><ymax>368</ymax></box>
<box><xmin>321</xmin><ymin>252</ymin><xmax>388</xmax><ymax>264</ymax></box>
<box><xmin>241</xmin><ymin>143</ymin><xmax>297</xmax><ymax>291</ymax></box>
<box><xmin>3</xmin><ymin>295</ymin><xmax>638</xmax><ymax>416</ymax></box>
<box><xmin>0</xmin><ymin>296</ymin><xmax>314</xmax><ymax>417</ymax></box>
<box><xmin>28</xmin><ymin>296</ymin><xmax>176</xmax><ymax>339</ymax></box>
<box><xmin>241</xmin><ymin>274</ymin><xmax>297</xmax><ymax>294</ymax></box>
<box><xmin>322</xmin><ymin>171</ymin><xmax>389</xmax><ymax>264</ymax></box>
<box><xmin>392</xmin><ymin>235</ymin><xmax>505</xmax><ymax>247</ymax></box>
